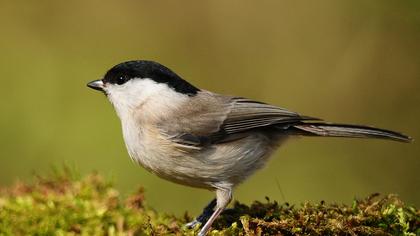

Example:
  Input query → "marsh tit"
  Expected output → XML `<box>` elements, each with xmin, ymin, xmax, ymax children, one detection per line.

<box><xmin>87</xmin><ymin>60</ymin><xmax>411</xmax><ymax>236</ymax></box>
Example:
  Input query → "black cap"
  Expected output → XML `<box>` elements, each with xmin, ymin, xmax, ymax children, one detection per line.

<box><xmin>102</xmin><ymin>60</ymin><xmax>200</xmax><ymax>96</ymax></box>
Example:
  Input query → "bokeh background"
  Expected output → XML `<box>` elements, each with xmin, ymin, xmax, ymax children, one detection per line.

<box><xmin>0</xmin><ymin>0</ymin><xmax>419</xmax><ymax>215</ymax></box>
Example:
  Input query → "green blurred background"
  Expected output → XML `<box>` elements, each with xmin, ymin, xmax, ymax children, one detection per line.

<box><xmin>0</xmin><ymin>0</ymin><xmax>419</xmax><ymax>215</ymax></box>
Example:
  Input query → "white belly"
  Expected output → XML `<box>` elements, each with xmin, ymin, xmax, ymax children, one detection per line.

<box><xmin>121</xmin><ymin>118</ymin><xmax>285</xmax><ymax>189</ymax></box>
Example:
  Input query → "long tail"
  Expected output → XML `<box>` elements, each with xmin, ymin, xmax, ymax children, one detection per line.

<box><xmin>290</xmin><ymin>122</ymin><xmax>412</xmax><ymax>143</ymax></box>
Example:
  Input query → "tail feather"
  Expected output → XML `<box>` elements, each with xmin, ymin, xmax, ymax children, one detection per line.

<box><xmin>291</xmin><ymin>122</ymin><xmax>412</xmax><ymax>143</ymax></box>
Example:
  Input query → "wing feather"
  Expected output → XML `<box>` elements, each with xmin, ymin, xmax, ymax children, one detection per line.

<box><xmin>219</xmin><ymin>97</ymin><xmax>316</xmax><ymax>135</ymax></box>
<box><xmin>159</xmin><ymin>94</ymin><xmax>317</xmax><ymax>148</ymax></box>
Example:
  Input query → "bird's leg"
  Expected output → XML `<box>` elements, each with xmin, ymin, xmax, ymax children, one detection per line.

<box><xmin>198</xmin><ymin>188</ymin><xmax>232</xmax><ymax>236</ymax></box>
<box><xmin>185</xmin><ymin>198</ymin><xmax>216</xmax><ymax>228</ymax></box>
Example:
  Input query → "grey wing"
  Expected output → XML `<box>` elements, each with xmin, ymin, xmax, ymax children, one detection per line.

<box><xmin>161</xmin><ymin>94</ymin><xmax>317</xmax><ymax>148</ymax></box>
<box><xmin>157</xmin><ymin>91</ymin><xmax>231</xmax><ymax>149</ymax></box>
<box><xmin>218</xmin><ymin>97</ymin><xmax>316</xmax><ymax>136</ymax></box>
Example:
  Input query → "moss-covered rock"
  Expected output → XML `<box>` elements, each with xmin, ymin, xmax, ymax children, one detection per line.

<box><xmin>0</xmin><ymin>168</ymin><xmax>418</xmax><ymax>235</ymax></box>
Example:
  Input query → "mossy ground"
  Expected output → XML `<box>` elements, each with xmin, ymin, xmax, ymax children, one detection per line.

<box><xmin>0</xmin><ymin>168</ymin><xmax>418</xmax><ymax>236</ymax></box>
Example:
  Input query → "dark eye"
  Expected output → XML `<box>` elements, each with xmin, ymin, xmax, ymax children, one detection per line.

<box><xmin>116</xmin><ymin>76</ymin><xmax>127</xmax><ymax>85</ymax></box>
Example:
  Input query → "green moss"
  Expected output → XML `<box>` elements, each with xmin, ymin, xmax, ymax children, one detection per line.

<box><xmin>0</xmin><ymin>169</ymin><xmax>418</xmax><ymax>235</ymax></box>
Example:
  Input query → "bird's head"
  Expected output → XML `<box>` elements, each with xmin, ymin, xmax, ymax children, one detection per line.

<box><xmin>87</xmin><ymin>60</ymin><xmax>200</xmax><ymax>118</ymax></box>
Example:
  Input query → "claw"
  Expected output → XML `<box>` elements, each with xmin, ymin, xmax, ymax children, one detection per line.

<box><xmin>184</xmin><ymin>198</ymin><xmax>216</xmax><ymax>232</ymax></box>
<box><xmin>185</xmin><ymin>219</ymin><xmax>201</xmax><ymax>229</ymax></box>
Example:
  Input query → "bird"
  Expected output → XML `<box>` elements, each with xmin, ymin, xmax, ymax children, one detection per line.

<box><xmin>87</xmin><ymin>60</ymin><xmax>411</xmax><ymax>236</ymax></box>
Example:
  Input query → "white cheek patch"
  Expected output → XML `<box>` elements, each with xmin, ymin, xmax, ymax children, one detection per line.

<box><xmin>106</xmin><ymin>78</ymin><xmax>162</xmax><ymax>106</ymax></box>
<box><xmin>104</xmin><ymin>78</ymin><xmax>189</xmax><ymax>119</ymax></box>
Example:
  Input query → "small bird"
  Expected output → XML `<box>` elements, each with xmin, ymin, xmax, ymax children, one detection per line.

<box><xmin>87</xmin><ymin>60</ymin><xmax>411</xmax><ymax>236</ymax></box>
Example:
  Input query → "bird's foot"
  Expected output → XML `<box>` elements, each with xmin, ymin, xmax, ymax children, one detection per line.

<box><xmin>185</xmin><ymin>208</ymin><xmax>237</xmax><ymax>230</ymax></box>
<box><xmin>185</xmin><ymin>219</ymin><xmax>201</xmax><ymax>229</ymax></box>
<box><xmin>185</xmin><ymin>199</ymin><xmax>216</xmax><ymax>229</ymax></box>
<box><xmin>185</xmin><ymin>210</ymin><xmax>213</xmax><ymax>229</ymax></box>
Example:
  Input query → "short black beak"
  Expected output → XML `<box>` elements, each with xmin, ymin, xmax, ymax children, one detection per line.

<box><xmin>87</xmin><ymin>80</ymin><xmax>105</xmax><ymax>91</ymax></box>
